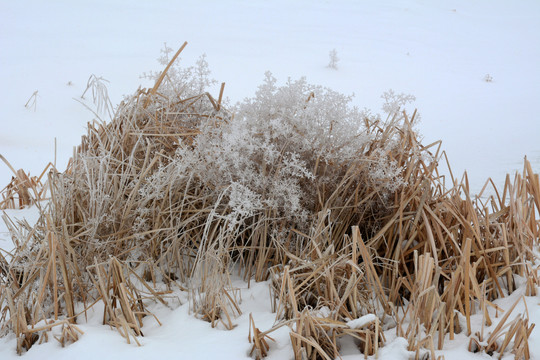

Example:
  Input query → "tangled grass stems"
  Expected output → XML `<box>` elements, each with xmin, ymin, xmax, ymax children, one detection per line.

<box><xmin>0</xmin><ymin>44</ymin><xmax>538</xmax><ymax>359</ymax></box>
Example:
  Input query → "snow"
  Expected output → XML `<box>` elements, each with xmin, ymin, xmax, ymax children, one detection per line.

<box><xmin>346</xmin><ymin>314</ymin><xmax>378</xmax><ymax>329</ymax></box>
<box><xmin>0</xmin><ymin>278</ymin><xmax>295</xmax><ymax>360</ymax></box>
<box><xmin>1</xmin><ymin>0</ymin><xmax>540</xmax><ymax>359</ymax></box>
<box><xmin>2</xmin><ymin>266</ymin><xmax>535</xmax><ymax>360</ymax></box>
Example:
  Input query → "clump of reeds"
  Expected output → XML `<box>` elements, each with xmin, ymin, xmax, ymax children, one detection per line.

<box><xmin>0</xmin><ymin>155</ymin><xmax>51</xmax><ymax>210</ymax></box>
<box><xmin>0</xmin><ymin>43</ymin><xmax>538</xmax><ymax>359</ymax></box>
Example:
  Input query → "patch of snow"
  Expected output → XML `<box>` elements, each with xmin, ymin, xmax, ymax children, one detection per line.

<box><xmin>346</xmin><ymin>314</ymin><xmax>378</xmax><ymax>329</ymax></box>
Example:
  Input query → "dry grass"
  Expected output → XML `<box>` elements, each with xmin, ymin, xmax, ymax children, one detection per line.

<box><xmin>0</xmin><ymin>44</ymin><xmax>539</xmax><ymax>358</ymax></box>
<box><xmin>0</xmin><ymin>155</ymin><xmax>52</xmax><ymax>210</ymax></box>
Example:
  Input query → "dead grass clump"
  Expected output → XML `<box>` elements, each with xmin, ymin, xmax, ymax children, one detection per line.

<box><xmin>468</xmin><ymin>296</ymin><xmax>535</xmax><ymax>359</ymax></box>
<box><xmin>269</xmin><ymin>227</ymin><xmax>379</xmax><ymax>325</ymax></box>
<box><xmin>287</xmin><ymin>309</ymin><xmax>385</xmax><ymax>360</ymax></box>
<box><xmin>0</xmin><ymin>155</ymin><xmax>51</xmax><ymax>210</ymax></box>
<box><xmin>0</xmin><ymin>214</ymin><xmax>85</xmax><ymax>354</ymax></box>
<box><xmin>86</xmin><ymin>257</ymin><xmax>163</xmax><ymax>345</ymax></box>
<box><xmin>0</xmin><ymin>43</ymin><xmax>539</xmax><ymax>358</ymax></box>
<box><xmin>248</xmin><ymin>313</ymin><xmax>276</xmax><ymax>359</ymax></box>
<box><xmin>189</xmin><ymin>231</ymin><xmax>242</xmax><ymax>329</ymax></box>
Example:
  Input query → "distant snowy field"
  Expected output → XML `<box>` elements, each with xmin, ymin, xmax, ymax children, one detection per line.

<box><xmin>1</xmin><ymin>1</ymin><xmax>539</xmax><ymax>359</ymax></box>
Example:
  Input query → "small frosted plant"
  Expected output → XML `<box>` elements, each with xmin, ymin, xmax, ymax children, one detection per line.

<box><xmin>484</xmin><ymin>74</ymin><xmax>493</xmax><ymax>83</ymax></box>
<box><xmin>141</xmin><ymin>43</ymin><xmax>216</xmax><ymax>101</ymax></box>
<box><xmin>327</xmin><ymin>49</ymin><xmax>339</xmax><ymax>70</ymax></box>
<box><xmin>24</xmin><ymin>90</ymin><xmax>39</xmax><ymax>112</ymax></box>
<box><xmin>81</xmin><ymin>74</ymin><xmax>113</xmax><ymax>118</ymax></box>
<box><xmin>381</xmin><ymin>89</ymin><xmax>416</xmax><ymax>115</ymax></box>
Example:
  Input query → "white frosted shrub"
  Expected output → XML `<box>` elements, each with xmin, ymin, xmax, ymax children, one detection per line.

<box><xmin>141</xmin><ymin>43</ymin><xmax>217</xmax><ymax>104</ymax></box>
<box><xmin>50</xmin><ymin>49</ymin><xmax>416</xmax><ymax>268</ymax></box>
<box><xmin>142</xmin><ymin>70</ymin><xmax>411</xmax><ymax>238</ymax></box>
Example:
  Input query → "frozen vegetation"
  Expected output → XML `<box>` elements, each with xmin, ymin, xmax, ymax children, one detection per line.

<box><xmin>1</xmin><ymin>1</ymin><xmax>539</xmax><ymax>360</ymax></box>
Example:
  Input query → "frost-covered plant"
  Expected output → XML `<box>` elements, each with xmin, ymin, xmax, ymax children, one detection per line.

<box><xmin>141</xmin><ymin>43</ymin><xmax>217</xmax><ymax>101</ymax></box>
<box><xmin>81</xmin><ymin>74</ymin><xmax>113</xmax><ymax>118</ymax></box>
<box><xmin>141</xmin><ymin>71</ymin><xmax>410</xmax><ymax>243</ymax></box>
<box><xmin>42</xmin><ymin>51</ymin><xmax>416</xmax><ymax>278</ymax></box>
<box><xmin>24</xmin><ymin>90</ymin><xmax>39</xmax><ymax>112</ymax></box>
<box><xmin>327</xmin><ymin>48</ymin><xmax>339</xmax><ymax>70</ymax></box>
<box><xmin>381</xmin><ymin>89</ymin><xmax>416</xmax><ymax>116</ymax></box>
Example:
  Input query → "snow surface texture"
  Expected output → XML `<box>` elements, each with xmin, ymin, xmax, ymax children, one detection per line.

<box><xmin>1</xmin><ymin>0</ymin><xmax>540</xmax><ymax>359</ymax></box>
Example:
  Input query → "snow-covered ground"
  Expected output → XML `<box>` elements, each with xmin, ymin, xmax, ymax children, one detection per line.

<box><xmin>1</xmin><ymin>1</ymin><xmax>539</xmax><ymax>359</ymax></box>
